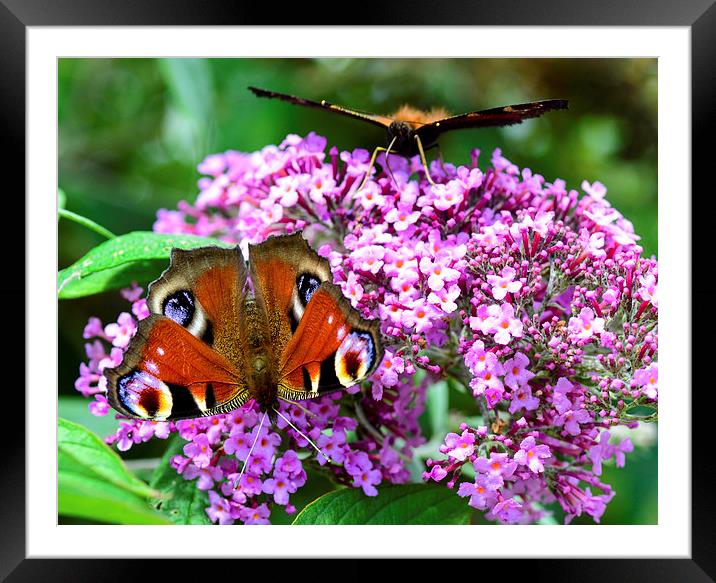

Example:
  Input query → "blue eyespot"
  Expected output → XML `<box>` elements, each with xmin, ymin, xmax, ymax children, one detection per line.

<box><xmin>163</xmin><ymin>290</ymin><xmax>195</xmax><ymax>327</ymax></box>
<box><xmin>297</xmin><ymin>274</ymin><xmax>321</xmax><ymax>306</ymax></box>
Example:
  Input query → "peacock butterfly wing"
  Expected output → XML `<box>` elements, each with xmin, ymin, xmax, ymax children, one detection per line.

<box><xmin>106</xmin><ymin>245</ymin><xmax>254</xmax><ymax>421</ymax></box>
<box><xmin>146</xmin><ymin>245</ymin><xmax>248</xmax><ymax>353</ymax></box>
<box><xmin>276</xmin><ymin>282</ymin><xmax>383</xmax><ymax>401</ymax></box>
<box><xmin>105</xmin><ymin>315</ymin><xmax>250</xmax><ymax>421</ymax></box>
<box><xmin>247</xmin><ymin>232</ymin><xmax>333</xmax><ymax>356</ymax></box>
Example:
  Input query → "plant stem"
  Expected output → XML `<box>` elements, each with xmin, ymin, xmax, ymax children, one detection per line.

<box><xmin>58</xmin><ymin>208</ymin><xmax>116</xmax><ymax>240</ymax></box>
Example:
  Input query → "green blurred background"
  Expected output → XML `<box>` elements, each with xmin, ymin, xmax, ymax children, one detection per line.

<box><xmin>58</xmin><ymin>58</ymin><xmax>657</xmax><ymax>524</ymax></box>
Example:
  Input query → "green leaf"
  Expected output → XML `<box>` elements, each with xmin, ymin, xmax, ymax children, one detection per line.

<box><xmin>58</xmin><ymin>395</ymin><xmax>119</xmax><ymax>438</ymax></box>
<box><xmin>149</xmin><ymin>435</ymin><xmax>213</xmax><ymax>524</ymax></box>
<box><xmin>59</xmin><ymin>418</ymin><xmax>156</xmax><ymax>497</ymax></box>
<box><xmin>58</xmin><ymin>231</ymin><xmax>234</xmax><ymax>299</ymax></box>
<box><xmin>58</xmin><ymin>418</ymin><xmax>170</xmax><ymax>525</ymax></box>
<box><xmin>292</xmin><ymin>483</ymin><xmax>472</xmax><ymax>525</ymax></box>
<box><xmin>59</xmin><ymin>473</ymin><xmax>171</xmax><ymax>525</ymax></box>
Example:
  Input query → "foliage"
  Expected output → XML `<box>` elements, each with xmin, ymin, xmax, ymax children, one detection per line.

<box><xmin>58</xmin><ymin>418</ymin><xmax>170</xmax><ymax>524</ymax></box>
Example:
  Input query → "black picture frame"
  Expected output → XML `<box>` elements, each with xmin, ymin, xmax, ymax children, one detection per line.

<box><xmin>7</xmin><ymin>0</ymin><xmax>712</xmax><ymax>580</ymax></box>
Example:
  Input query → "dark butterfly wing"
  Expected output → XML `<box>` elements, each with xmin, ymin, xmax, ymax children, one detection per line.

<box><xmin>249</xmin><ymin>86</ymin><xmax>394</xmax><ymax>130</ymax></box>
<box><xmin>415</xmin><ymin>99</ymin><xmax>569</xmax><ymax>146</ymax></box>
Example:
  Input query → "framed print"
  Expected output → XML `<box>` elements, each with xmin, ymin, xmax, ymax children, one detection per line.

<box><xmin>6</xmin><ymin>0</ymin><xmax>713</xmax><ymax>580</ymax></box>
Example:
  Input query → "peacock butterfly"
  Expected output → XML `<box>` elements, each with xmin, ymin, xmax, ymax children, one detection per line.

<box><xmin>248</xmin><ymin>86</ymin><xmax>568</xmax><ymax>187</ymax></box>
<box><xmin>105</xmin><ymin>232</ymin><xmax>383</xmax><ymax>422</ymax></box>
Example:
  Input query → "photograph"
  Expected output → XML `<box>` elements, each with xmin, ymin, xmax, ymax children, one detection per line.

<box><xmin>57</xmin><ymin>57</ymin><xmax>658</xmax><ymax>527</ymax></box>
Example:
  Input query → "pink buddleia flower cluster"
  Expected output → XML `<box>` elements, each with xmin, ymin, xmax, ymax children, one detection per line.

<box><xmin>75</xmin><ymin>132</ymin><xmax>657</xmax><ymax>524</ymax></box>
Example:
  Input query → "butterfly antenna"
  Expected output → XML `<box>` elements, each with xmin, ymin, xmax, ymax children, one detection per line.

<box><xmin>233</xmin><ymin>411</ymin><xmax>267</xmax><ymax>489</ymax></box>
<box><xmin>272</xmin><ymin>407</ymin><xmax>334</xmax><ymax>465</ymax></box>
<box><xmin>356</xmin><ymin>136</ymin><xmax>399</xmax><ymax>193</ymax></box>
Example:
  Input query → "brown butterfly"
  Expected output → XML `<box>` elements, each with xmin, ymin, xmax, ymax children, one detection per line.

<box><xmin>105</xmin><ymin>232</ymin><xmax>383</xmax><ymax>423</ymax></box>
<box><xmin>248</xmin><ymin>86</ymin><xmax>568</xmax><ymax>188</ymax></box>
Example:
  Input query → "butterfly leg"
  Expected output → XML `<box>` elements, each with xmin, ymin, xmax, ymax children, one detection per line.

<box><xmin>356</xmin><ymin>146</ymin><xmax>387</xmax><ymax>192</ymax></box>
<box><xmin>414</xmin><ymin>134</ymin><xmax>436</xmax><ymax>186</ymax></box>
<box><xmin>356</xmin><ymin>136</ymin><xmax>398</xmax><ymax>192</ymax></box>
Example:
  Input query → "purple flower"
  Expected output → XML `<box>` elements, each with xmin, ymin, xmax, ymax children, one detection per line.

<box><xmin>428</xmin><ymin>283</ymin><xmax>461</xmax><ymax>314</ymax></box>
<box><xmin>589</xmin><ymin>431</ymin><xmax>634</xmax><ymax>475</ymax></box>
<box><xmin>588</xmin><ymin>431</ymin><xmax>613</xmax><ymax>475</ymax></box>
<box><xmin>206</xmin><ymin>491</ymin><xmax>234</xmax><ymax>525</ymax></box>
<box><xmin>83</xmin><ymin>317</ymin><xmax>107</xmax><ymax>340</ymax></box>
<box><xmin>183</xmin><ymin>433</ymin><xmax>213</xmax><ymax>468</ymax></box>
<box><xmin>473</xmin><ymin>452</ymin><xmax>517</xmax><ymax>479</ymax></box>
<box><xmin>484</xmin><ymin>303</ymin><xmax>523</xmax><ymax>345</ymax></box>
<box><xmin>457</xmin><ymin>473</ymin><xmax>502</xmax><ymax>509</ymax></box>
<box><xmin>487</xmin><ymin>266</ymin><xmax>522</xmax><ymax>300</ymax></box>
<box><xmin>230</xmin><ymin>473</ymin><xmax>263</xmax><ymax>498</ymax></box>
<box><xmin>552</xmin><ymin>378</ymin><xmax>574</xmax><ymax>414</ymax></box>
<box><xmin>503</xmin><ymin>353</ymin><xmax>535</xmax><ymax>390</ymax></box>
<box><xmin>442</xmin><ymin>430</ymin><xmax>475</xmax><ymax>461</ymax></box>
<box><xmin>274</xmin><ymin>450</ymin><xmax>303</xmax><ymax>476</ymax></box>
<box><xmin>262</xmin><ymin>471</ymin><xmax>298</xmax><ymax>505</ymax></box>
<box><xmin>353</xmin><ymin>467</ymin><xmax>382</xmax><ymax>497</ymax></box>
<box><xmin>556</xmin><ymin>406</ymin><xmax>592</xmax><ymax>436</ymax></box>
<box><xmin>184</xmin><ymin>464</ymin><xmax>223</xmax><ymax>490</ymax></box>
<box><xmin>239</xmin><ymin>504</ymin><xmax>271</xmax><ymax>525</ymax></box>
<box><xmin>634</xmin><ymin>364</ymin><xmax>658</xmax><ymax>399</ymax></box>
<box><xmin>486</xmin><ymin>497</ymin><xmax>523</xmax><ymax>524</ymax></box>
<box><xmin>88</xmin><ymin>393</ymin><xmax>109</xmax><ymax>416</ymax></box>
<box><xmin>508</xmin><ymin>385</ymin><xmax>540</xmax><ymax>415</ymax></box>
<box><xmin>103</xmin><ymin>312</ymin><xmax>137</xmax><ymax>348</ymax></box>
<box><xmin>614</xmin><ymin>438</ymin><xmax>634</xmax><ymax>467</ymax></box>
<box><xmin>568</xmin><ymin>307</ymin><xmax>605</xmax><ymax>339</ymax></box>
<box><xmin>316</xmin><ymin>431</ymin><xmax>347</xmax><ymax>465</ymax></box>
<box><xmin>114</xmin><ymin>422</ymin><xmax>142</xmax><ymax>452</ymax></box>
<box><xmin>252</xmin><ymin>425</ymin><xmax>281</xmax><ymax>459</ymax></box>
<box><xmin>385</xmin><ymin>202</ymin><xmax>421</xmax><ymax>231</ymax></box>
<box><xmin>223</xmin><ymin>428</ymin><xmax>251</xmax><ymax>460</ymax></box>
<box><xmin>426</xmin><ymin>464</ymin><xmax>448</xmax><ymax>482</ymax></box>
<box><xmin>419</xmin><ymin>255</ymin><xmax>460</xmax><ymax>292</ymax></box>
<box><xmin>514</xmin><ymin>436</ymin><xmax>552</xmax><ymax>473</ymax></box>
<box><xmin>344</xmin><ymin>450</ymin><xmax>372</xmax><ymax>476</ymax></box>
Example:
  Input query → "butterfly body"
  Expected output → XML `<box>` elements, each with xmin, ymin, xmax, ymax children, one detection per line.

<box><xmin>106</xmin><ymin>233</ymin><xmax>383</xmax><ymax>421</ymax></box>
<box><xmin>386</xmin><ymin>120</ymin><xmax>421</xmax><ymax>157</ymax></box>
